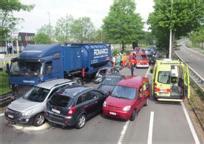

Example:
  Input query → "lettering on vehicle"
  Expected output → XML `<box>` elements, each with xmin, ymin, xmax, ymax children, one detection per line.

<box><xmin>23</xmin><ymin>80</ymin><xmax>35</xmax><ymax>84</ymax></box>
<box><xmin>93</xmin><ymin>48</ymin><xmax>109</xmax><ymax>60</ymax></box>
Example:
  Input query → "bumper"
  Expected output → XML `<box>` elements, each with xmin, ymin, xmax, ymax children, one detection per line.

<box><xmin>154</xmin><ymin>93</ymin><xmax>183</xmax><ymax>102</ymax></box>
<box><xmin>136</xmin><ymin>64</ymin><xmax>149</xmax><ymax>68</ymax></box>
<box><xmin>45</xmin><ymin>111</ymin><xmax>75</xmax><ymax>127</ymax></box>
<box><xmin>5</xmin><ymin>112</ymin><xmax>31</xmax><ymax>124</ymax></box>
<box><xmin>102</xmin><ymin>107</ymin><xmax>131</xmax><ymax>121</ymax></box>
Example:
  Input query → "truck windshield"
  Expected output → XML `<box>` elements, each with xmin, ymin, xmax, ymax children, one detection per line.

<box><xmin>10</xmin><ymin>60</ymin><xmax>42</xmax><ymax>76</ymax></box>
<box><xmin>23</xmin><ymin>86</ymin><xmax>49</xmax><ymax>102</ymax></box>
<box><xmin>111</xmin><ymin>86</ymin><xmax>136</xmax><ymax>100</ymax></box>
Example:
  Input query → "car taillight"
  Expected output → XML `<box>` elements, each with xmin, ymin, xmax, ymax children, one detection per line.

<box><xmin>67</xmin><ymin>106</ymin><xmax>77</xmax><ymax>116</ymax></box>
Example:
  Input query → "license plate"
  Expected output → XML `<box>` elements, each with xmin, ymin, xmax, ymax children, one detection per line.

<box><xmin>8</xmin><ymin>114</ymin><xmax>14</xmax><ymax>119</ymax></box>
<box><xmin>52</xmin><ymin>108</ymin><xmax>60</xmax><ymax>114</ymax></box>
<box><xmin>109</xmin><ymin>112</ymin><xmax>116</xmax><ymax>116</ymax></box>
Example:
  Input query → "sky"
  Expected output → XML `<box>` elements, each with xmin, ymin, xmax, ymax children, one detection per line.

<box><xmin>15</xmin><ymin>0</ymin><xmax>154</xmax><ymax>33</ymax></box>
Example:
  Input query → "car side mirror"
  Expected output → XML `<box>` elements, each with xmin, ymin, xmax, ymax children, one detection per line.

<box><xmin>6</xmin><ymin>63</ymin><xmax>10</xmax><ymax>74</ymax></box>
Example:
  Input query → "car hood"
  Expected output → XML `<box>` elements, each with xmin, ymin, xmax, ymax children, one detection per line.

<box><xmin>105</xmin><ymin>96</ymin><xmax>134</xmax><ymax>108</ymax></box>
<box><xmin>98</xmin><ymin>85</ymin><xmax>114</xmax><ymax>94</ymax></box>
<box><xmin>8</xmin><ymin>97</ymin><xmax>41</xmax><ymax>113</ymax></box>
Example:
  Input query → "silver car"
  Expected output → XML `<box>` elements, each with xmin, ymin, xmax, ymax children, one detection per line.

<box><xmin>5</xmin><ymin>79</ymin><xmax>76</xmax><ymax>126</ymax></box>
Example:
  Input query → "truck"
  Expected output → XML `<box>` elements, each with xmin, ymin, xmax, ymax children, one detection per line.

<box><xmin>7</xmin><ymin>43</ymin><xmax>112</xmax><ymax>95</ymax></box>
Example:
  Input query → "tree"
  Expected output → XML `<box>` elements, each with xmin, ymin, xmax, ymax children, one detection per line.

<box><xmin>71</xmin><ymin>17</ymin><xmax>95</xmax><ymax>43</ymax></box>
<box><xmin>148</xmin><ymin>0</ymin><xmax>204</xmax><ymax>51</ymax></box>
<box><xmin>190</xmin><ymin>27</ymin><xmax>204</xmax><ymax>49</ymax></box>
<box><xmin>55</xmin><ymin>15</ymin><xmax>74</xmax><ymax>42</ymax></box>
<box><xmin>102</xmin><ymin>0</ymin><xmax>143</xmax><ymax>50</ymax></box>
<box><xmin>0</xmin><ymin>0</ymin><xmax>33</xmax><ymax>44</ymax></box>
<box><xmin>37</xmin><ymin>24</ymin><xmax>54</xmax><ymax>40</ymax></box>
<box><xmin>33</xmin><ymin>33</ymin><xmax>51</xmax><ymax>44</ymax></box>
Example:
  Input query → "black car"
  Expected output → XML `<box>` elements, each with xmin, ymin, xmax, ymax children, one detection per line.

<box><xmin>97</xmin><ymin>74</ymin><xmax>124</xmax><ymax>95</ymax></box>
<box><xmin>45</xmin><ymin>87</ymin><xmax>106</xmax><ymax>129</ymax></box>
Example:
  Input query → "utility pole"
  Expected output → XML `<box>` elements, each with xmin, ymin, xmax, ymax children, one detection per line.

<box><xmin>169</xmin><ymin>0</ymin><xmax>173</xmax><ymax>59</ymax></box>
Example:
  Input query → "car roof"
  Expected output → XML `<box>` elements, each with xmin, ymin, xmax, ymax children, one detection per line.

<box><xmin>60</xmin><ymin>86</ymin><xmax>92</xmax><ymax>98</ymax></box>
<box><xmin>117</xmin><ymin>76</ymin><xmax>144</xmax><ymax>89</ymax></box>
<box><xmin>37</xmin><ymin>79</ymin><xmax>72</xmax><ymax>89</ymax></box>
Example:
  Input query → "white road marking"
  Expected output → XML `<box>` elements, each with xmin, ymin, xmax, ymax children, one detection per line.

<box><xmin>117</xmin><ymin>121</ymin><xmax>130</xmax><ymax>144</ymax></box>
<box><xmin>13</xmin><ymin>123</ymin><xmax>50</xmax><ymax>131</ymax></box>
<box><xmin>0</xmin><ymin>113</ymin><xmax>4</xmax><ymax>117</ymax></box>
<box><xmin>181</xmin><ymin>101</ymin><xmax>200</xmax><ymax>144</ymax></box>
<box><xmin>145</xmin><ymin>67</ymin><xmax>151</xmax><ymax>77</ymax></box>
<box><xmin>148</xmin><ymin>111</ymin><xmax>154</xmax><ymax>144</ymax></box>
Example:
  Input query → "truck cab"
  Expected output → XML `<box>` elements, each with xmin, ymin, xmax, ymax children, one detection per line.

<box><xmin>152</xmin><ymin>59</ymin><xmax>190</xmax><ymax>101</ymax></box>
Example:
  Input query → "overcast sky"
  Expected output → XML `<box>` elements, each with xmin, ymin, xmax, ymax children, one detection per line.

<box><xmin>15</xmin><ymin>0</ymin><xmax>154</xmax><ymax>33</ymax></box>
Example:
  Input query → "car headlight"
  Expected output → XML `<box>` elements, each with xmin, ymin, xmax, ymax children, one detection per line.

<box><xmin>22</xmin><ymin>110</ymin><xmax>33</xmax><ymax>117</ymax></box>
<box><xmin>123</xmin><ymin>106</ymin><xmax>131</xmax><ymax>112</ymax></box>
<box><xmin>103</xmin><ymin>101</ymin><xmax>107</xmax><ymax>107</ymax></box>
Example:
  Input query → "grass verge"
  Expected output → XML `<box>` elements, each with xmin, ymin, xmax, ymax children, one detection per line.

<box><xmin>0</xmin><ymin>71</ymin><xmax>11</xmax><ymax>95</ymax></box>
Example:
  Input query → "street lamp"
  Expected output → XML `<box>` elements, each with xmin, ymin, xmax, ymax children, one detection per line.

<box><xmin>169</xmin><ymin>0</ymin><xmax>173</xmax><ymax>59</ymax></box>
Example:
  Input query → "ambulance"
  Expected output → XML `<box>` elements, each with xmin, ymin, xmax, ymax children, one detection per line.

<box><xmin>152</xmin><ymin>59</ymin><xmax>190</xmax><ymax>101</ymax></box>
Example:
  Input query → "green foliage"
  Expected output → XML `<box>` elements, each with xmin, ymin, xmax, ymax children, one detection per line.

<box><xmin>71</xmin><ymin>17</ymin><xmax>95</xmax><ymax>43</ymax></box>
<box><xmin>55</xmin><ymin>15</ymin><xmax>74</xmax><ymax>42</ymax></box>
<box><xmin>0</xmin><ymin>0</ymin><xmax>34</xmax><ymax>45</ymax></box>
<box><xmin>102</xmin><ymin>0</ymin><xmax>143</xmax><ymax>46</ymax></box>
<box><xmin>148</xmin><ymin>0</ymin><xmax>204</xmax><ymax>49</ymax></box>
<box><xmin>0</xmin><ymin>71</ymin><xmax>11</xmax><ymax>95</ymax></box>
<box><xmin>190</xmin><ymin>27</ymin><xmax>204</xmax><ymax>48</ymax></box>
<box><xmin>112</xmin><ymin>48</ymin><xmax>120</xmax><ymax>56</ymax></box>
<box><xmin>33</xmin><ymin>33</ymin><xmax>51</xmax><ymax>44</ymax></box>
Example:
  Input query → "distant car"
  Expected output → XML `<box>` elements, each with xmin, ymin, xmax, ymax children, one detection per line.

<box><xmin>45</xmin><ymin>87</ymin><xmax>106</xmax><ymax>129</ymax></box>
<box><xmin>135</xmin><ymin>53</ymin><xmax>149</xmax><ymax>68</ymax></box>
<box><xmin>5</xmin><ymin>79</ymin><xmax>77</xmax><ymax>126</ymax></box>
<box><xmin>147</xmin><ymin>55</ymin><xmax>156</xmax><ymax>65</ymax></box>
<box><xmin>94</xmin><ymin>67</ymin><xmax>120</xmax><ymax>84</ymax></box>
<box><xmin>97</xmin><ymin>74</ymin><xmax>125</xmax><ymax>95</ymax></box>
<box><xmin>102</xmin><ymin>76</ymin><xmax>150</xmax><ymax>121</ymax></box>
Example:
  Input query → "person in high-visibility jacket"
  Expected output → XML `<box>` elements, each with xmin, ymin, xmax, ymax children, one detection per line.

<box><xmin>121</xmin><ymin>53</ymin><xmax>128</xmax><ymax>67</ymax></box>
<box><xmin>129</xmin><ymin>53</ymin><xmax>136</xmax><ymax>76</ymax></box>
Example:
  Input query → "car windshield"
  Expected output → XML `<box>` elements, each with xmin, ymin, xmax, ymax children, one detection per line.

<box><xmin>23</xmin><ymin>86</ymin><xmax>49</xmax><ymax>102</ymax></box>
<box><xmin>102</xmin><ymin>76</ymin><xmax>121</xmax><ymax>86</ymax></box>
<box><xmin>158</xmin><ymin>71</ymin><xmax>171</xmax><ymax>84</ymax></box>
<box><xmin>10</xmin><ymin>60</ymin><xmax>42</xmax><ymax>76</ymax></box>
<box><xmin>49</xmin><ymin>94</ymin><xmax>71</xmax><ymax>107</ymax></box>
<box><xmin>136</xmin><ymin>55</ymin><xmax>147</xmax><ymax>60</ymax></box>
<box><xmin>111</xmin><ymin>86</ymin><xmax>136</xmax><ymax>100</ymax></box>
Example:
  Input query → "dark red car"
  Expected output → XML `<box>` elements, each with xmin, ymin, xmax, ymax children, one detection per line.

<box><xmin>102</xmin><ymin>76</ymin><xmax>150</xmax><ymax>121</ymax></box>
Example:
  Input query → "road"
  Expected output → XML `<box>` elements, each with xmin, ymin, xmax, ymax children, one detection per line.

<box><xmin>0</xmin><ymin>68</ymin><xmax>202</xmax><ymax>144</ymax></box>
<box><xmin>175</xmin><ymin>44</ymin><xmax>204</xmax><ymax>79</ymax></box>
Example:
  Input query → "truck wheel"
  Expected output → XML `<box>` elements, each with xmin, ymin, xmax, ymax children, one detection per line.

<box><xmin>76</xmin><ymin>114</ymin><xmax>86</xmax><ymax>129</ymax></box>
<box><xmin>73</xmin><ymin>77</ymin><xmax>82</xmax><ymax>85</ymax></box>
<box><xmin>130</xmin><ymin>110</ymin><xmax>137</xmax><ymax>121</ymax></box>
<box><xmin>33</xmin><ymin>113</ymin><xmax>45</xmax><ymax>126</ymax></box>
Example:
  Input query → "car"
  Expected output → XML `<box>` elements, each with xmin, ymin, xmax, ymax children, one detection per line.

<box><xmin>94</xmin><ymin>67</ymin><xmax>120</xmax><ymax>84</ymax></box>
<box><xmin>5</xmin><ymin>79</ymin><xmax>77</xmax><ymax>126</ymax></box>
<box><xmin>147</xmin><ymin>55</ymin><xmax>156</xmax><ymax>65</ymax></box>
<box><xmin>135</xmin><ymin>53</ymin><xmax>149</xmax><ymax>68</ymax></box>
<box><xmin>45</xmin><ymin>86</ymin><xmax>106</xmax><ymax>129</ymax></box>
<box><xmin>152</xmin><ymin>59</ymin><xmax>190</xmax><ymax>101</ymax></box>
<box><xmin>102</xmin><ymin>76</ymin><xmax>150</xmax><ymax>121</ymax></box>
<box><xmin>97</xmin><ymin>74</ymin><xmax>125</xmax><ymax>95</ymax></box>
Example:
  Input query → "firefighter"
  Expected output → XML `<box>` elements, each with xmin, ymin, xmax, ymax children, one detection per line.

<box><xmin>129</xmin><ymin>53</ymin><xmax>136</xmax><ymax>76</ymax></box>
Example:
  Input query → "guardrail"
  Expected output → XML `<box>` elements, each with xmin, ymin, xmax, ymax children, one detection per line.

<box><xmin>174</xmin><ymin>51</ymin><xmax>204</xmax><ymax>130</ymax></box>
<box><xmin>174</xmin><ymin>51</ymin><xmax>204</xmax><ymax>92</ymax></box>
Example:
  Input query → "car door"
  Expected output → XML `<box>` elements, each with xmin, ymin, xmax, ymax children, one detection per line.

<box><xmin>90</xmin><ymin>90</ymin><xmax>106</xmax><ymax>112</ymax></box>
<box><xmin>137</xmin><ymin>87</ymin><xmax>144</xmax><ymax>110</ymax></box>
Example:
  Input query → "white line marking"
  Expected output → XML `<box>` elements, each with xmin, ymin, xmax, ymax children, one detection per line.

<box><xmin>0</xmin><ymin>113</ymin><xmax>4</xmax><ymax>117</ymax></box>
<box><xmin>117</xmin><ymin>121</ymin><xmax>130</xmax><ymax>144</ymax></box>
<box><xmin>148</xmin><ymin>111</ymin><xmax>154</xmax><ymax>144</ymax></box>
<box><xmin>181</xmin><ymin>101</ymin><xmax>200</xmax><ymax>144</ymax></box>
<box><xmin>145</xmin><ymin>67</ymin><xmax>151</xmax><ymax>77</ymax></box>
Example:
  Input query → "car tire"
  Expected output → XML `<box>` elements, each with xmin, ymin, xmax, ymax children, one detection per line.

<box><xmin>76</xmin><ymin>114</ymin><xmax>86</xmax><ymax>129</ymax></box>
<box><xmin>33</xmin><ymin>113</ymin><xmax>45</xmax><ymax>126</ymax></box>
<box><xmin>144</xmin><ymin>99</ymin><xmax>148</xmax><ymax>106</ymax></box>
<box><xmin>73</xmin><ymin>77</ymin><xmax>83</xmax><ymax>85</ymax></box>
<box><xmin>130</xmin><ymin>110</ymin><xmax>137</xmax><ymax>121</ymax></box>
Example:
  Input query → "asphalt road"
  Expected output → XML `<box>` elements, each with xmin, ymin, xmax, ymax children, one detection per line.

<box><xmin>0</xmin><ymin>68</ymin><xmax>202</xmax><ymax>144</ymax></box>
<box><xmin>175</xmin><ymin>44</ymin><xmax>204</xmax><ymax>79</ymax></box>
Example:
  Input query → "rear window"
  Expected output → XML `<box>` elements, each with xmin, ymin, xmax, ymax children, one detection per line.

<box><xmin>158</xmin><ymin>71</ymin><xmax>171</xmax><ymax>84</ymax></box>
<box><xmin>49</xmin><ymin>94</ymin><xmax>72</xmax><ymax>107</ymax></box>
<box><xmin>136</xmin><ymin>55</ymin><xmax>147</xmax><ymax>60</ymax></box>
<box><xmin>102</xmin><ymin>76</ymin><xmax>122</xmax><ymax>86</ymax></box>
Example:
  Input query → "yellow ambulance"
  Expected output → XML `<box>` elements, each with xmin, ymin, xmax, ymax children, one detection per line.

<box><xmin>152</xmin><ymin>59</ymin><xmax>190</xmax><ymax>101</ymax></box>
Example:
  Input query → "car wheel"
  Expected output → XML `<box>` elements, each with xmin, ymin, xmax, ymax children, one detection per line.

<box><xmin>144</xmin><ymin>99</ymin><xmax>148</xmax><ymax>106</ymax></box>
<box><xmin>130</xmin><ymin>110</ymin><xmax>137</xmax><ymax>121</ymax></box>
<box><xmin>33</xmin><ymin>113</ymin><xmax>45</xmax><ymax>126</ymax></box>
<box><xmin>76</xmin><ymin>114</ymin><xmax>86</xmax><ymax>129</ymax></box>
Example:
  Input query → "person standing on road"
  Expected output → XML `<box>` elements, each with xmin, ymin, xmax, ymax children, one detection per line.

<box><xmin>129</xmin><ymin>53</ymin><xmax>135</xmax><ymax>76</ymax></box>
